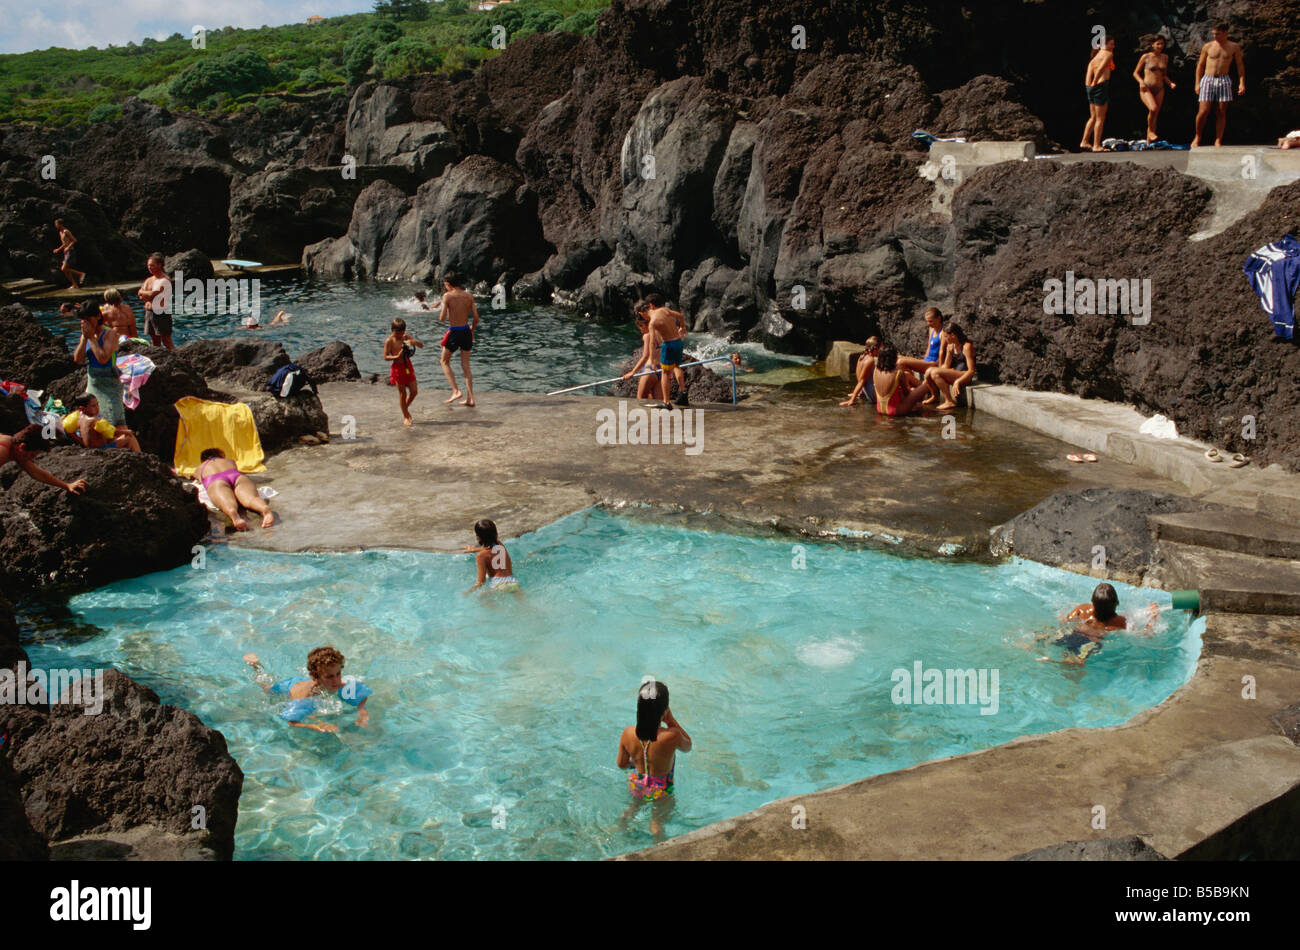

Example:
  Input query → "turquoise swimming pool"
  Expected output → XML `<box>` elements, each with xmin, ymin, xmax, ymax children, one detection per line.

<box><xmin>20</xmin><ymin>509</ymin><xmax>1203</xmax><ymax>860</ymax></box>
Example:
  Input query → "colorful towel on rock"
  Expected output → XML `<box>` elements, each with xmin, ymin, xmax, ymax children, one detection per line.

<box><xmin>115</xmin><ymin>352</ymin><xmax>155</xmax><ymax>410</ymax></box>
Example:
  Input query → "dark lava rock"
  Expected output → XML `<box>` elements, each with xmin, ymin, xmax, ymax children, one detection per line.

<box><xmin>0</xmin><ymin>304</ymin><xmax>76</xmax><ymax>389</ymax></box>
<box><xmin>1010</xmin><ymin>835</ymin><xmax>1168</xmax><ymax>861</ymax></box>
<box><xmin>3</xmin><ymin>669</ymin><xmax>242</xmax><ymax>860</ymax></box>
<box><xmin>164</xmin><ymin>248</ymin><xmax>215</xmax><ymax>281</ymax></box>
<box><xmin>991</xmin><ymin>488</ymin><xmax>1226</xmax><ymax>584</ymax></box>
<box><xmin>0</xmin><ymin>591</ymin><xmax>24</xmax><ymax>672</ymax></box>
<box><xmin>953</xmin><ymin>162</ymin><xmax>1300</xmax><ymax>470</ymax></box>
<box><xmin>178</xmin><ymin>338</ymin><xmax>290</xmax><ymax>391</ymax></box>
<box><xmin>0</xmin><ymin>447</ymin><xmax>208</xmax><ymax>594</ymax></box>
<box><xmin>297</xmin><ymin>341</ymin><xmax>361</xmax><ymax>382</ymax></box>
<box><xmin>0</xmin><ymin>753</ymin><xmax>48</xmax><ymax>860</ymax></box>
<box><xmin>0</xmin><ymin>390</ymin><xmax>29</xmax><ymax>435</ymax></box>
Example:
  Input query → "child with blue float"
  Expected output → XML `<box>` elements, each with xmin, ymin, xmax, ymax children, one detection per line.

<box><xmin>244</xmin><ymin>646</ymin><xmax>371</xmax><ymax>733</ymax></box>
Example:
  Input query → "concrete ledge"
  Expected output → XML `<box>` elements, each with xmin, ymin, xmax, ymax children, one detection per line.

<box><xmin>825</xmin><ymin>340</ymin><xmax>864</xmax><ymax>380</ymax></box>
<box><xmin>967</xmin><ymin>383</ymin><xmax>1300</xmax><ymax>518</ymax></box>
<box><xmin>626</xmin><ymin>613</ymin><xmax>1300</xmax><ymax>860</ymax></box>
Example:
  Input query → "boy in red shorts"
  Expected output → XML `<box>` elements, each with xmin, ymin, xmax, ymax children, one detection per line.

<box><xmin>384</xmin><ymin>317</ymin><xmax>423</xmax><ymax>426</ymax></box>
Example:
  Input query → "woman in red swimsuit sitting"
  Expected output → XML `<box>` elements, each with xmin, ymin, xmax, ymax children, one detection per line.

<box><xmin>873</xmin><ymin>344</ymin><xmax>934</xmax><ymax>417</ymax></box>
<box><xmin>197</xmin><ymin>447</ymin><xmax>275</xmax><ymax>530</ymax></box>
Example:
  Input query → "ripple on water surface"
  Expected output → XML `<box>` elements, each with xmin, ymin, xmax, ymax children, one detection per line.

<box><xmin>21</xmin><ymin>509</ymin><xmax>1202</xmax><ymax>860</ymax></box>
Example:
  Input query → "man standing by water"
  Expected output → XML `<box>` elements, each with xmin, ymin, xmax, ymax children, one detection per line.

<box><xmin>52</xmin><ymin>219</ymin><xmax>85</xmax><ymax>289</ymax></box>
<box><xmin>639</xmin><ymin>293</ymin><xmax>690</xmax><ymax>408</ymax></box>
<box><xmin>137</xmin><ymin>252</ymin><xmax>174</xmax><ymax>349</ymax></box>
<box><xmin>435</xmin><ymin>271</ymin><xmax>478</xmax><ymax>407</ymax></box>
<box><xmin>1192</xmin><ymin>23</ymin><xmax>1245</xmax><ymax>148</ymax></box>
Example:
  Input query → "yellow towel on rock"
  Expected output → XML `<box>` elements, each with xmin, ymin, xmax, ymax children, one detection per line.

<box><xmin>173</xmin><ymin>396</ymin><xmax>266</xmax><ymax>477</ymax></box>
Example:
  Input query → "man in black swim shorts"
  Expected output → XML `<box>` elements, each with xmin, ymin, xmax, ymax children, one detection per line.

<box><xmin>435</xmin><ymin>271</ymin><xmax>480</xmax><ymax>408</ymax></box>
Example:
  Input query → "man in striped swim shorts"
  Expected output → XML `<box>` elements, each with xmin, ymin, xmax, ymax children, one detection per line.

<box><xmin>1192</xmin><ymin>23</ymin><xmax>1245</xmax><ymax>148</ymax></box>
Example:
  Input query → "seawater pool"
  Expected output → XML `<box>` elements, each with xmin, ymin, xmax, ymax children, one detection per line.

<box><xmin>28</xmin><ymin>278</ymin><xmax>810</xmax><ymax>393</ymax></box>
<box><xmin>20</xmin><ymin>509</ymin><xmax>1203</xmax><ymax>860</ymax></box>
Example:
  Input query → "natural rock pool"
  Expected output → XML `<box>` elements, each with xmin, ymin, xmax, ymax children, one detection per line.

<box><xmin>20</xmin><ymin>509</ymin><xmax>1203</xmax><ymax>860</ymax></box>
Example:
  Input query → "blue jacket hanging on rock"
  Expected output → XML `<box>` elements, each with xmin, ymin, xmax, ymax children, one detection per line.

<box><xmin>1244</xmin><ymin>234</ymin><xmax>1300</xmax><ymax>340</ymax></box>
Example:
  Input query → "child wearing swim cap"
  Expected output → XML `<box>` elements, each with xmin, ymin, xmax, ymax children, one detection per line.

<box><xmin>244</xmin><ymin>646</ymin><xmax>372</xmax><ymax>733</ymax></box>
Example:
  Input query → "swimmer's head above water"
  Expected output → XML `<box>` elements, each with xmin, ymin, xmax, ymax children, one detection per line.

<box><xmin>474</xmin><ymin>519</ymin><xmax>499</xmax><ymax>548</ymax></box>
<box><xmin>636</xmin><ymin>679</ymin><xmax>670</xmax><ymax>741</ymax></box>
<box><xmin>307</xmin><ymin>645</ymin><xmax>347</xmax><ymax>692</ymax></box>
<box><xmin>1091</xmin><ymin>582</ymin><xmax>1119</xmax><ymax>622</ymax></box>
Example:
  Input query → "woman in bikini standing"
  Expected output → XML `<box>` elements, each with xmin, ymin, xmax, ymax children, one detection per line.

<box><xmin>196</xmin><ymin>447</ymin><xmax>274</xmax><ymax>530</ymax></box>
<box><xmin>1133</xmin><ymin>35</ymin><xmax>1176</xmax><ymax>143</ymax></box>
<box><xmin>617</xmin><ymin>680</ymin><xmax>692</xmax><ymax>840</ymax></box>
<box><xmin>873</xmin><ymin>344</ymin><xmax>933</xmax><ymax>417</ymax></box>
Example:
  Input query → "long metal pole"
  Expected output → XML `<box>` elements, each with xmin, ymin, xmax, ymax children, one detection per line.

<box><xmin>546</xmin><ymin>356</ymin><xmax>737</xmax><ymax>397</ymax></box>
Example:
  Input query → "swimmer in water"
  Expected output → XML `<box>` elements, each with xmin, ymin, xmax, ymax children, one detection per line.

<box><xmin>244</xmin><ymin>646</ymin><xmax>371</xmax><ymax>732</ymax></box>
<box><xmin>463</xmin><ymin>518</ymin><xmax>520</xmax><ymax>593</ymax></box>
<box><xmin>1036</xmin><ymin>582</ymin><xmax>1159</xmax><ymax>665</ymax></box>
<box><xmin>617</xmin><ymin>679</ymin><xmax>692</xmax><ymax>840</ymax></box>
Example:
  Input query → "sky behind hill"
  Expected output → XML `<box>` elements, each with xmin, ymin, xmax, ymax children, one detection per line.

<box><xmin>0</xmin><ymin>0</ymin><xmax>370</xmax><ymax>55</ymax></box>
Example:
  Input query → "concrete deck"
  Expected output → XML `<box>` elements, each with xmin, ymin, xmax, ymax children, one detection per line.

<box><xmin>230</xmin><ymin>380</ymin><xmax>1190</xmax><ymax>558</ymax></box>
<box><xmin>625</xmin><ymin>612</ymin><xmax>1300</xmax><ymax>860</ymax></box>
<box><xmin>967</xmin><ymin>383</ymin><xmax>1300</xmax><ymax>522</ymax></box>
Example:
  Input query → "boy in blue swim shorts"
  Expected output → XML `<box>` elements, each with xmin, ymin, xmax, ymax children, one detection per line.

<box><xmin>637</xmin><ymin>293</ymin><xmax>690</xmax><ymax>408</ymax></box>
<box><xmin>244</xmin><ymin>646</ymin><xmax>371</xmax><ymax>733</ymax></box>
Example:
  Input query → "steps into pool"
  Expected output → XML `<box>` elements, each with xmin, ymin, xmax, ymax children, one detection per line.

<box><xmin>1152</xmin><ymin>510</ymin><xmax>1300</xmax><ymax>616</ymax></box>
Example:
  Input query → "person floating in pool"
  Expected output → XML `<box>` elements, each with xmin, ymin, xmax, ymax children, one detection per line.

<box><xmin>463</xmin><ymin>519</ymin><xmax>520</xmax><ymax>593</ymax></box>
<box><xmin>197</xmin><ymin>447</ymin><xmax>275</xmax><ymax>530</ymax></box>
<box><xmin>618</xmin><ymin>679</ymin><xmax>692</xmax><ymax>840</ymax></box>
<box><xmin>1039</xmin><ymin>582</ymin><xmax>1159</xmax><ymax>665</ymax></box>
<box><xmin>384</xmin><ymin>317</ymin><xmax>423</xmax><ymax>426</ymax></box>
<box><xmin>241</xmin><ymin>310</ymin><xmax>290</xmax><ymax>330</ymax></box>
<box><xmin>244</xmin><ymin>646</ymin><xmax>371</xmax><ymax>733</ymax></box>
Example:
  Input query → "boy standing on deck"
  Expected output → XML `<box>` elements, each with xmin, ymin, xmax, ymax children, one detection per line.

<box><xmin>640</xmin><ymin>293</ymin><xmax>690</xmax><ymax>408</ymax></box>
<box><xmin>384</xmin><ymin>318</ymin><xmax>423</xmax><ymax>427</ymax></box>
<box><xmin>435</xmin><ymin>272</ymin><xmax>479</xmax><ymax>408</ymax></box>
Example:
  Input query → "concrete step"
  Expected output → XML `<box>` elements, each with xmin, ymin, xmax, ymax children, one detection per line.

<box><xmin>1</xmin><ymin>277</ymin><xmax>54</xmax><ymax>294</ymax></box>
<box><xmin>1156</xmin><ymin>540</ymin><xmax>1300</xmax><ymax>616</ymax></box>
<box><xmin>1151</xmin><ymin>511</ymin><xmax>1300</xmax><ymax>561</ymax></box>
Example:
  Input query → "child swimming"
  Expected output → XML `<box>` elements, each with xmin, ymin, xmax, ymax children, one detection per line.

<box><xmin>1036</xmin><ymin>582</ymin><xmax>1159</xmax><ymax>665</ymax></box>
<box><xmin>463</xmin><ymin>518</ymin><xmax>520</xmax><ymax>592</ymax></box>
<box><xmin>244</xmin><ymin>646</ymin><xmax>371</xmax><ymax>733</ymax></box>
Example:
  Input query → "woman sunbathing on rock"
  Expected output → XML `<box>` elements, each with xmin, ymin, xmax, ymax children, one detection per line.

<box><xmin>196</xmin><ymin>447</ymin><xmax>274</xmax><ymax>530</ymax></box>
<box><xmin>924</xmin><ymin>323</ymin><xmax>978</xmax><ymax>411</ymax></box>
<box><xmin>0</xmin><ymin>425</ymin><xmax>87</xmax><ymax>494</ymax></box>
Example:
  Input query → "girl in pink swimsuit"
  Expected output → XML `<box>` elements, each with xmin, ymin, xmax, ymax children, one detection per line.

<box><xmin>617</xmin><ymin>680</ymin><xmax>693</xmax><ymax>840</ymax></box>
<box><xmin>196</xmin><ymin>447</ymin><xmax>275</xmax><ymax>531</ymax></box>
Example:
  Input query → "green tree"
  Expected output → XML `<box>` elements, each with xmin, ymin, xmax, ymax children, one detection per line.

<box><xmin>558</xmin><ymin>10</ymin><xmax>599</xmax><ymax>35</ymax></box>
<box><xmin>87</xmin><ymin>103</ymin><xmax>122</xmax><ymax>123</ymax></box>
<box><xmin>170</xmin><ymin>48</ymin><xmax>275</xmax><ymax>106</ymax></box>
<box><xmin>520</xmin><ymin>9</ymin><xmax>563</xmax><ymax>35</ymax></box>
<box><xmin>468</xmin><ymin>6</ymin><xmax>524</xmax><ymax>45</ymax></box>
<box><xmin>375</xmin><ymin>38</ymin><xmax>441</xmax><ymax>78</ymax></box>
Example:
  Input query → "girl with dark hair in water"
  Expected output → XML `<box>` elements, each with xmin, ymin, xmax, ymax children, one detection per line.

<box><xmin>617</xmin><ymin>679</ymin><xmax>692</xmax><ymax>839</ymax></box>
<box><xmin>463</xmin><ymin>518</ymin><xmax>520</xmax><ymax>592</ymax></box>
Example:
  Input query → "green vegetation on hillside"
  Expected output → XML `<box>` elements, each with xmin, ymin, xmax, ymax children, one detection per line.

<box><xmin>0</xmin><ymin>0</ymin><xmax>606</xmax><ymax>126</ymax></box>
